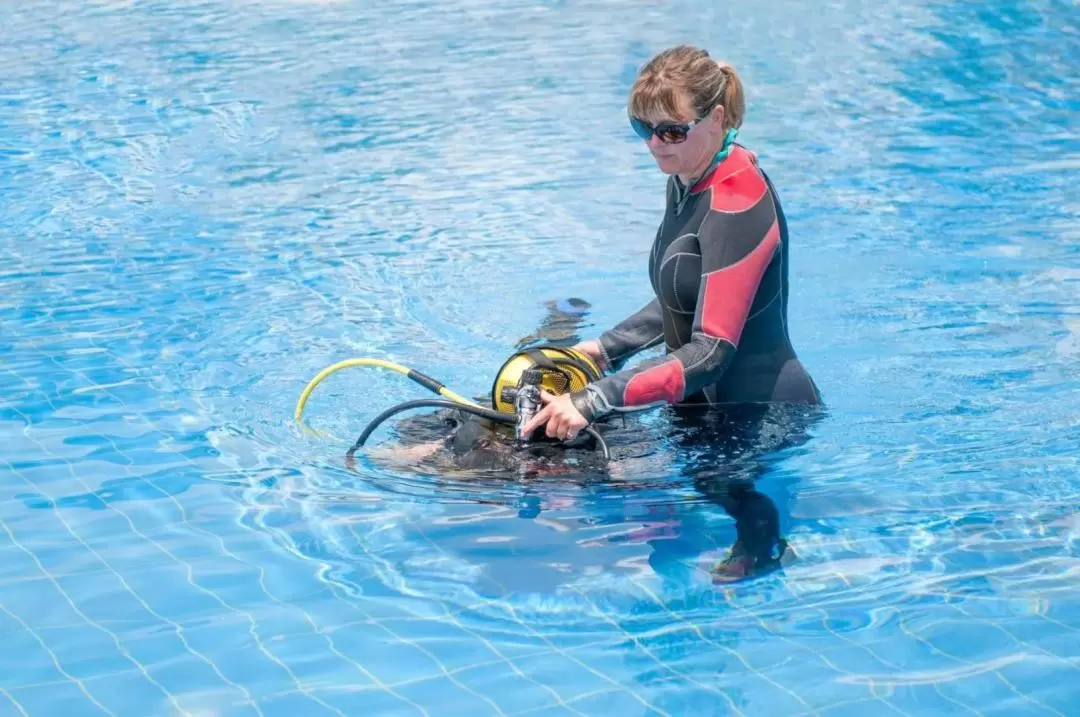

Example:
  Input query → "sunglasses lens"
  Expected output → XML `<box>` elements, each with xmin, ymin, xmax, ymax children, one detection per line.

<box><xmin>629</xmin><ymin>116</ymin><xmax>654</xmax><ymax>141</ymax></box>
<box><xmin>656</xmin><ymin>125</ymin><xmax>689</xmax><ymax>144</ymax></box>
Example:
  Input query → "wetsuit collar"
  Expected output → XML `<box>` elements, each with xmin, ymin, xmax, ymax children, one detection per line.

<box><xmin>673</xmin><ymin>128</ymin><xmax>738</xmax><ymax>212</ymax></box>
<box><xmin>687</xmin><ymin>128</ymin><xmax>739</xmax><ymax>191</ymax></box>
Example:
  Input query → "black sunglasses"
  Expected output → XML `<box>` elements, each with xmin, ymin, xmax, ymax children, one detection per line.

<box><xmin>629</xmin><ymin>114</ymin><xmax>703</xmax><ymax>144</ymax></box>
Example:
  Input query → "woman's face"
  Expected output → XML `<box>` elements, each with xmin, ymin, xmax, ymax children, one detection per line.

<box><xmin>634</xmin><ymin>92</ymin><xmax>725</xmax><ymax>178</ymax></box>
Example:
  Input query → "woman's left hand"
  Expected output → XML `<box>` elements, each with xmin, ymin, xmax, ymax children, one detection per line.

<box><xmin>519</xmin><ymin>390</ymin><xmax>589</xmax><ymax>441</ymax></box>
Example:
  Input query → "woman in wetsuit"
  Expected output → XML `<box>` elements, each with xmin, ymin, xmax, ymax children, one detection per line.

<box><xmin>521</xmin><ymin>45</ymin><xmax>822</xmax><ymax>442</ymax></box>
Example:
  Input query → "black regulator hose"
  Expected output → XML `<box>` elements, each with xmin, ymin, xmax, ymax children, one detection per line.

<box><xmin>346</xmin><ymin>398</ymin><xmax>611</xmax><ymax>460</ymax></box>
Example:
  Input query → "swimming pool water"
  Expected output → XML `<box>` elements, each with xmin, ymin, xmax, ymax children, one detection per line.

<box><xmin>2</xmin><ymin>0</ymin><xmax>1079</xmax><ymax>715</ymax></box>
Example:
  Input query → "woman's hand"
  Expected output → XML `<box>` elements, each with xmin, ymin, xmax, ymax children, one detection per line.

<box><xmin>519</xmin><ymin>390</ymin><xmax>589</xmax><ymax>441</ymax></box>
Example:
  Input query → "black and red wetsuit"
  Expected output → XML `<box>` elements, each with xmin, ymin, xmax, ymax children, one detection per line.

<box><xmin>574</xmin><ymin>144</ymin><xmax>821</xmax><ymax>421</ymax></box>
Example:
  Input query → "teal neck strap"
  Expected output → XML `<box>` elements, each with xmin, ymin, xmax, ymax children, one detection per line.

<box><xmin>713</xmin><ymin>127</ymin><xmax>739</xmax><ymax>163</ymax></box>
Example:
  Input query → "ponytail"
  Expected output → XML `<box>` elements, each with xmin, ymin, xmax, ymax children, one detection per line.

<box><xmin>715</xmin><ymin>62</ymin><xmax>745</xmax><ymax>131</ymax></box>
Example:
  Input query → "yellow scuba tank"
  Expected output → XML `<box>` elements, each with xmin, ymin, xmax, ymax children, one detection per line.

<box><xmin>489</xmin><ymin>345</ymin><xmax>604</xmax><ymax>414</ymax></box>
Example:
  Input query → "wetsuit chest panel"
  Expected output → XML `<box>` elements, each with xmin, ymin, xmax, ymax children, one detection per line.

<box><xmin>648</xmin><ymin>189</ymin><xmax>713</xmax><ymax>344</ymax></box>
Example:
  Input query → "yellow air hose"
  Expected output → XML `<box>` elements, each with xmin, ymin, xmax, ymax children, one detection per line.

<box><xmin>294</xmin><ymin>357</ymin><xmax>484</xmax><ymax>434</ymax></box>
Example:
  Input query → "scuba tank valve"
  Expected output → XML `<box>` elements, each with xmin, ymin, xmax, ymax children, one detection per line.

<box><xmin>513</xmin><ymin>367</ymin><xmax>544</xmax><ymax>442</ymax></box>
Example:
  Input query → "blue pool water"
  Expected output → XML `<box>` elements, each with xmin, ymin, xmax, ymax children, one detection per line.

<box><xmin>3</xmin><ymin>0</ymin><xmax>1079</xmax><ymax>714</ymax></box>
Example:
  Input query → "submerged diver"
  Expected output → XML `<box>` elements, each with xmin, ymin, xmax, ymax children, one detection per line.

<box><xmin>520</xmin><ymin>45</ymin><xmax>823</xmax><ymax>443</ymax></box>
<box><xmin>375</xmin><ymin>298</ymin><xmax>615</xmax><ymax>473</ymax></box>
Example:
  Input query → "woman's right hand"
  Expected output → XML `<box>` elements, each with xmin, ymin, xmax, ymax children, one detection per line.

<box><xmin>572</xmin><ymin>339</ymin><xmax>607</xmax><ymax>372</ymax></box>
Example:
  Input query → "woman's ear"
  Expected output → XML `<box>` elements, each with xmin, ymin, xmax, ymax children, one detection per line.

<box><xmin>710</xmin><ymin>104</ymin><xmax>726</xmax><ymax>132</ymax></box>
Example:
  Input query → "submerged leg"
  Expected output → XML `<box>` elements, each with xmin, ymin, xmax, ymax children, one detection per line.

<box><xmin>676</xmin><ymin>404</ymin><xmax>821</xmax><ymax>582</ymax></box>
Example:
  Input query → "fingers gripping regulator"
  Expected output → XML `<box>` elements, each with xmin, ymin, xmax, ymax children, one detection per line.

<box><xmin>490</xmin><ymin>346</ymin><xmax>604</xmax><ymax>443</ymax></box>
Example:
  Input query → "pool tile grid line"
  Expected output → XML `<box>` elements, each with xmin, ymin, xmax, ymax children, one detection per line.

<box><xmin>670</xmin><ymin>523</ymin><xmax>1077</xmax><ymax>716</ymax></box>
<box><xmin>0</xmin><ymin>601</ymin><xmax>117</xmax><ymax>717</ymax></box>
<box><xmin>790</xmin><ymin>695</ymin><xmax>899</xmax><ymax>717</ymax></box>
<box><xmin>613</xmin><ymin>579</ymin><xmax>820</xmax><ymax>716</ymax></box>
<box><xmin>11</xmin><ymin>336</ymin><xmax>630</xmax><ymax>717</ymax></box>
<box><xmin>507</xmin><ymin>687</ymin><xmax>629</xmax><ymax>716</ymax></box>
<box><xmin>0</xmin><ymin>545</ymin><xmax>299</xmax><ymax>591</ymax></box>
<box><xmin>687</xmin><ymin>578</ymin><xmax>912</xmax><ymax>717</ymax></box>
<box><xmin>806</xmin><ymin>606</ymin><xmax>982</xmax><ymax>717</ymax></box>
<box><xmin>240</xmin><ymin>508</ymin><xmax>514</xmax><ymax>716</ymax></box>
<box><xmin>5</xmin><ymin>352</ymin><xmax>439</xmax><ymax>717</ymax></box>
<box><xmin>1</xmin><ymin>429</ymin><xmax>253</xmax><ymax>716</ymax></box>
<box><xmin>392</xmin><ymin>511</ymin><xmax>746</xmax><ymax>716</ymax></box>
<box><xmin>560</xmin><ymin>583</ymin><xmax>750</xmax><ymax>717</ymax></box>
<box><xmin>404</xmin><ymin>505</ymin><xmax>923</xmax><ymax>717</ymax></box>
<box><xmin>0</xmin><ymin>689</ymin><xmax>30</xmax><ymax>717</ymax></box>
<box><xmin>717</xmin><ymin>570</ymin><xmax>1072</xmax><ymax>717</ymax></box>
<box><xmin>174</xmin><ymin>378</ymin><xmax>537</xmax><ymax>712</ymax></box>
<box><xmin>9</xmin><ymin>345</ymin><xmax>1077</xmax><ymax>717</ymax></box>
<box><xmin>251</xmin><ymin>498</ymin><xmax>586</xmax><ymax>717</ymax></box>
<box><xmin>0</xmin><ymin>618</ymin><xmax>650</xmax><ymax>715</ymax></box>
<box><xmin>896</xmin><ymin>607</ymin><xmax>1070</xmax><ymax>717</ymax></box>
<box><xmin>907</xmin><ymin>558</ymin><xmax>1080</xmax><ymax>716</ymax></box>
<box><xmin>712</xmin><ymin>562</ymin><xmax>1061</xmax><ymax>717</ymax></box>
<box><xmin>1</xmin><ymin>364</ymin><xmax>409</xmax><ymax>717</ymax></box>
<box><xmin>13</xmin><ymin>288</ymin><xmax>1077</xmax><ymax>717</ymax></box>
<box><xmin>409</xmin><ymin>506</ymin><xmax>1010</xmax><ymax>717</ymax></box>
<box><xmin>406</xmin><ymin>503</ymin><xmax>954</xmax><ymax>717</ymax></box>
<box><xmin>229</xmin><ymin>628</ymin><xmax>693</xmax><ymax>714</ymax></box>
<box><xmin>349</xmin><ymin>513</ymin><xmax>674</xmax><ymax>717</ymax></box>
<box><xmin>6</xmin><ymin>334</ymin><xmax>1073</xmax><ymax>717</ymax></box>
<box><xmin>0</xmin><ymin>665</ymin><xmax>194</xmax><ymax>695</ymax></box>
<box><xmin>182</xmin><ymin>324</ymin><xmax>669</xmax><ymax>716</ymax></box>
<box><xmin>2</xmin><ymin>412</ymin><xmax>265</xmax><ymax>716</ymax></box>
<box><xmin>398</xmin><ymin>496</ymin><xmax>896</xmax><ymax>717</ymax></box>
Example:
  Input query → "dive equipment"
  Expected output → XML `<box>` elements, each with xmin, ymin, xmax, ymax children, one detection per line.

<box><xmin>490</xmin><ymin>346</ymin><xmax>603</xmax><ymax>414</ymax></box>
<box><xmin>513</xmin><ymin>368</ymin><xmax>544</xmax><ymax>442</ymax></box>
<box><xmin>295</xmin><ymin>345</ymin><xmax>611</xmax><ymax>461</ymax></box>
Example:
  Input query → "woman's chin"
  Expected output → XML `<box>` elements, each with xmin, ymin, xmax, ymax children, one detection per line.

<box><xmin>652</xmin><ymin>156</ymin><xmax>681</xmax><ymax>174</ymax></box>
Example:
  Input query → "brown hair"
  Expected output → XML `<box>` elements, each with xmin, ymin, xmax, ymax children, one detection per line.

<box><xmin>628</xmin><ymin>45</ymin><xmax>745</xmax><ymax>131</ymax></box>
